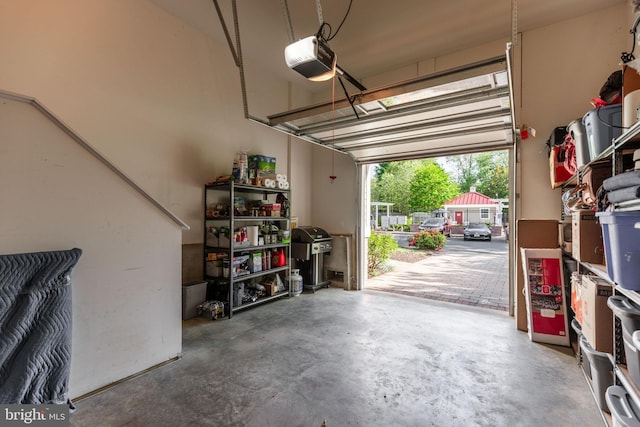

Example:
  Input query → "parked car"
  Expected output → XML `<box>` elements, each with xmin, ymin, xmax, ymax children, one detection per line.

<box><xmin>463</xmin><ymin>223</ymin><xmax>492</xmax><ymax>241</ymax></box>
<box><xmin>418</xmin><ymin>217</ymin><xmax>451</xmax><ymax>237</ymax></box>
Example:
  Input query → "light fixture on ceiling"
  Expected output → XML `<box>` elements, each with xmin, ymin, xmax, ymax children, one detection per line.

<box><xmin>284</xmin><ymin>35</ymin><xmax>336</xmax><ymax>81</ymax></box>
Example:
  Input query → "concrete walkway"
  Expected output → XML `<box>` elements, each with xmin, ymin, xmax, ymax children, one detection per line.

<box><xmin>366</xmin><ymin>236</ymin><xmax>510</xmax><ymax>311</ymax></box>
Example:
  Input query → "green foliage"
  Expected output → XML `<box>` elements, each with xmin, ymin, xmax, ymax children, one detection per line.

<box><xmin>371</xmin><ymin>160</ymin><xmax>425</xmax><ymax>215</ymax></box>
<box><xmin>388</xmin><ymin>223</ymin><xmax>405</xmax><ymax>231</ymax></box>
<box><xmin>375</xmin><ymin>162</ymin><xmax>391</xmax><ymax>179</ymax></box>
<box><xmin>442</xmin><ymin>151</ymin><xmax>508</xmax><ymax>198</ymax></box>
<box><xmin>409</xmin><ymin>230</ymin><xmax>446</xmax><ymax>250</ymax></box>
<box><xmin>477</xmin><ymin>164</ymin><xmax>508</xmax><ymax>199</ymax></box>
<box><xmin>408</xmin><ymin>162</ymin><xmax>459</xmax><ymax>212</ymax></box>
<box><xmin>445</xmin><ymin>154</ymin><xmax>476</xmax><ymax>193</ymax></box>
<box><xmin>368</xmin><ymin>232</ymin><xmax>398</xmax><ymax>274</ymax></box>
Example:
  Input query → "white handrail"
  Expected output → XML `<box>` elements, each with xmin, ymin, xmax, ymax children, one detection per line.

<box><xmin>0</xmin><ymin>89</ymin><xmax>190</xmax><ymax>230</ymax></box>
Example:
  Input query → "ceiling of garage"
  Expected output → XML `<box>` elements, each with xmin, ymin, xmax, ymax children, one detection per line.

<box><xmin>149</xmin><ymin>0</ymin><xmax>627</xmax><ymax>162</ymax></box>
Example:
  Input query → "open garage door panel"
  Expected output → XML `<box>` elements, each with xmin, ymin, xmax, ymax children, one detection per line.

<box><xmin>268</xmin><ymin>55</ymin><xmax>514</xmax><ymax>163</ymax></box>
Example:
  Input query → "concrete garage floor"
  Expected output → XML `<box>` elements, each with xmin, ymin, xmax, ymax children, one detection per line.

<box><xmin>70</xmin><ymin>288</ymin><xmax>600</xmax><ymax>427</ymax></box>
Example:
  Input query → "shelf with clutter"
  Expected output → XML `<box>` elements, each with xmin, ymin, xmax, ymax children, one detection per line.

<box><xmin>553</xmin><ymin>58</ymin><xmax>640</xmax><ymax>424</ymax></box>
<box><xmin>201</xmin><ymin>151</ymin><xmax>294</xmax><ymax>319</ymax></box>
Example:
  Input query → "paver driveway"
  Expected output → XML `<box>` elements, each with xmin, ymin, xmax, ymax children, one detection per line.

<box><xmin>366</xmin><ymin>235</ymin><xmax>509</xmax><ymax>311</ymax></box>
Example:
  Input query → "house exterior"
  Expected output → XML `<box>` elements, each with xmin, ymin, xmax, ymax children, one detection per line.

<box><xmin>443</xmin><ymin>188</ymin><xmax>503</xmax><ymax>226</ymax></box>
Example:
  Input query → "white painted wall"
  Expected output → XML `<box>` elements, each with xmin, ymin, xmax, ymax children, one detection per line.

<box><xmin>0</xmin><ymin>97</ymin><xmax>183</xmax><ymax>397</ymax></box>
<box><xmin>516</xmin><ymin>4</ymin><xmax>631</xmax><ymax>218</ymax></box>
<box><xmin>0</xmin><ymin>0</ymin><xmax>312</xmax><ymax>397</ymax></box>
<box><xmin>309</xmin><ymin>146</ymin><xmax>358</xmax><ymax>234</ymax></box>
<box><xmin>0</xmin><ymin>0</ymin><xmax>312</xmax><ymax>244</ymax></box>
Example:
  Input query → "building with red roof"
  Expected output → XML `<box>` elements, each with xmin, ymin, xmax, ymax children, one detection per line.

<box><xmin>443</xmin><ymin>187</ymin><xmax>504</xmax><ymax>226</ymax></box>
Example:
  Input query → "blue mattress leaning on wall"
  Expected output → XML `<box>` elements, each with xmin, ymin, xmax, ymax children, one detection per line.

<box><xmin>0</xmin><ymin>248</ymin><xmax>82</xmax><ymax>405</ymax></box>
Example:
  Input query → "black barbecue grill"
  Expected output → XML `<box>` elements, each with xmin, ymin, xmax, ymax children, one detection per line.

<box><xmin>291</xmin><ymin>226</ymin><xmax>332</xmax><ymax>292</ymax></box>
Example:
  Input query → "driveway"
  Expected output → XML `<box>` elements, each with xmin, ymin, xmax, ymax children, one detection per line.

<box><xmin>366</xmin><ymin>234</ymin><xmax>509</xmax><ymax>311</ymax></box>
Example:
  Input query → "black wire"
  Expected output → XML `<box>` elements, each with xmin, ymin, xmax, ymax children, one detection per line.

<box><xmin>315</xmin><ymin>22</ymin><xmax>332</xmax><ymax>41</ymax></box>
<box><xmin>622</xmin><ymin>15</ymin><xmax>640</xmax><ymax>63</ymax></box>
<box><xmin>621</xmin><ymin>33</ymin><xmax>637</xmax><ymax>63</ymax></box>
<box><xmin>595</xmin><ymin>103</ymin><xmax>626</xmax><ymax>130</ymax></box>
<box><xmin>327</xmin><ymin>0</ymin><xmax>353</xmax><ymax>41</ymax></box>
<box><xmin>315</xmin><ymin>0</ymin><xmax>353</xmax><ymax>42</ymax></box>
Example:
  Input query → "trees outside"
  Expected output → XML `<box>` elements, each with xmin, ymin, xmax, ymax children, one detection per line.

<box><xmin>442</xmin><ymin>151</ymin><xmax>508</xmax><ymax>198</ymax></box>
<box><xmin>371</xmin><ymin>159</ymin><xmax>459</xmax><ymax>216</ymax></box>
<box><xmin>479</xmin><ymin>163</ymin><xmax>509</xmax><ymax>199</ymax></box>
<box><xmin>408</xmin><ymin>162</ymin><xmax>459</xmax><ymax>213</ymax></box>
<box><xmin>371</xmin><ymin>160</ymin><xmax>424</xmax><ymax>215</ymax></box>
<box><xmin>370</xmin><ymin>151</ymin><xmax>508</xmax><ymax>218</ymax></box>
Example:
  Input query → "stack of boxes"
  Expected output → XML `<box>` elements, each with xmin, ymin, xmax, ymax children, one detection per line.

<box><xmin>571</xmin><ymin>274</ymin><xmax>613</xmax><ymax>354</ymax></box>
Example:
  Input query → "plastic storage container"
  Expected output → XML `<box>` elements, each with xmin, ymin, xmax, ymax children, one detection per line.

<box><xmin>182</xmin><ymin>281</ymin><xmax>207</xmax><ymax>320</ymax></box>
<box><xmin>572</xmin><ymin>319</ymin><xmax>592</xmax><ymax>379</ymax></box>
<box><xmin>567</xmin><ymin>118</ymin><xmax>590</xmax><ymax>168</ymax></box>
<box><xmin>233</xmin><ymin>282</ymin><xmax>244</xmax><ymax>307</ymax></box>
<box><xmin>580</xmin><ymin>335</ymin><xmax>613</xmax><ymax>413</ymax></box>
<box><xmin>632</xmin><ymin>330</ymin><xmax>640</xmax><ymax>384</ymax></box>
<box><xmin>608</xmin><ymin>296</ymin><xmax>640</xmax><ymax>388</ymax></box>
<box><xmin>583</xmin><ymin>103</ymin><xmax>623</xmax><ymax>160</ymax></box>
<box><xmin>606</xmin><ymin>385</ymin><xmax>640</xmax><ymax>427</ymax></box>
<box><xmin>597</xmin><ymin>211</ymin><xmax>640</xmax><ymax>290</ymax></box>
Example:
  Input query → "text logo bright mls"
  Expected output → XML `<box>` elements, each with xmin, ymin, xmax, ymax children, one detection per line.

<box><xmin>1</xmin><ymin>405</ymin><xmax>69</xmax><ymax>426</ymax></box>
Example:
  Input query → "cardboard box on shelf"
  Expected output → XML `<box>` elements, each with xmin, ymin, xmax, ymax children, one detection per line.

<box><xmin>572</xmin><ymin>209</ymin><xmax>605</xmax><ymax>264</ymax></box>
<box><xmin>560</xmin><ymin>220</ymin><xmax>572</xmax><ymax>253</ymax></box>
<box><xmin>516</xmin><ymin>220</ymin><xmax>559</xmax><ymax>332</ymax></box>
<box><xmin>248</xmin><ymin>155</ymin><xmax>276</xmax><ymax>182</ymax></box>
<box><xmin>261</xmin><ymin>203</ymin><xmax>281</xmax><ymax>217</ymax></box>
<box><xmin>571</xmin><ymin>272</ymin><xmax>582</xmax><ymax>324</ymax></box>
<box><xmin>262</xmin><ymin>282</ymin><xmax>276</xmax><ymax>296</ymax></box>
<box><xmin>580</xmin><ymin>275</ymin><xmax>613</xmax><ymax>354</ymax></box>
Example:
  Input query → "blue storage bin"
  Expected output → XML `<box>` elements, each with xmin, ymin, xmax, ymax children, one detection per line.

<box><xmin>597</xmin><ymin>211</ymin><xmax>640</xmax><ymax>290</ymax></box>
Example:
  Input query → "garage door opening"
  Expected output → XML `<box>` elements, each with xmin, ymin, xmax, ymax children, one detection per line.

<box><xmin>268</xmin><ymin>50</ymin><xmax>517</xmax><ymax>314</ymax></box>
<box><xmin>365</xmin><ymin>152</ymin><xmax>510</xmax><ymax>312</ymax></box>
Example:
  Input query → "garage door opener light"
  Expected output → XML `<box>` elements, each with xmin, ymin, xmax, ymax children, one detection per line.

<box><xmin>284</xmin><ymin>35</ymin><xmax>337</xmax><ymax>82</ymax></box>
